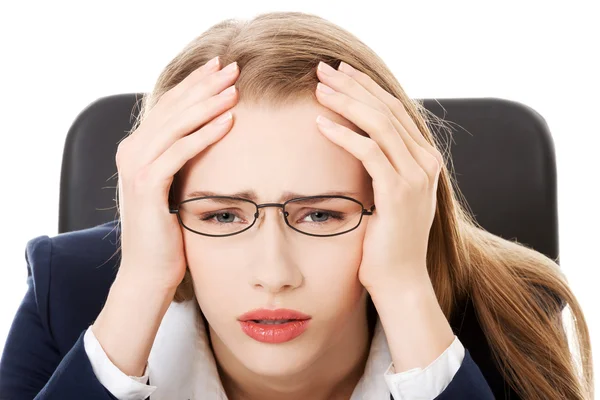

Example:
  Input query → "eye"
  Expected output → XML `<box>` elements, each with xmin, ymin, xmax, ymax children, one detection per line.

<box><xmin>299</xmin><ymin>210</ymin><xmax>344</xmax><ymax>224</ymax></box>
<box><xmin>200</xmin><ymin>211</ymin><xmax>243</xmax><ymax>224</ymax></box>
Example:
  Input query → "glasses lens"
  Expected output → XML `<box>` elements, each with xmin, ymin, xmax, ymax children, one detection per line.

<box><xmin>284</xmin><ymin>196</ymin><xmax>363</xmax><ymax>236</ymax></box>
<box><xmin>178</xmin><ymin>197</ymin><xmax>257</xmax><ymax>236</ymax></box>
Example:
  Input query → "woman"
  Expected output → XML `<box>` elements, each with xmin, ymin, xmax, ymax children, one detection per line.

<box><xmin>0</xmin><ymin>11</ymin><xmax>593</xmax><ymax>400</ymax></box>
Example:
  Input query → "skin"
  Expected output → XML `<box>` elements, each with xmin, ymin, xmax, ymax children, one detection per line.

<box><xmin>176</xmin><ymin>100</ymin><xmax>376</xmax><ymax>400</ymax></box>
<box><xmin>176</xmin><ymin>60</ymin><xmax>456</xmax><ymax>399</ymax></box>
<box><xmin>91</xmin><ymin>56</ymin><xmax>456</xmax><ymax>400</ymax></box>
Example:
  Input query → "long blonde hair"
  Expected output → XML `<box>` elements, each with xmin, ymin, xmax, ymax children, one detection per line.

<box><xmin>126</xmin><ymin>11</ymin><xmax>594</xmax><ymax>399</ymax></box>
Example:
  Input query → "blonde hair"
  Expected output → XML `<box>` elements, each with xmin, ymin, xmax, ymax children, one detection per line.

<box><xmin>123</xmin><ymin>11</ymin><xmax>594</xmax><ymax>399</ymax></box>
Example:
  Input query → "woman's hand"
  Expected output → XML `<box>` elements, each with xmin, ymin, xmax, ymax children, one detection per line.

<box><xmin>92</xmin><ymin>55</ymin><xmax>240</xmax><ymax>377</ymax></box>
<box><xmin>115</xmin><ymin>56</ymin><xmax>240</xmax><ymax>291</ymax></box>
<box><xmin>314</xmin><ymin>60</ymin><xmax>455</xmax><ymax>371</ymax></box>
<box><xmin>314</xmin><ymin>60</ymin><xmax>442</xmax><ymax>292</ymax></box>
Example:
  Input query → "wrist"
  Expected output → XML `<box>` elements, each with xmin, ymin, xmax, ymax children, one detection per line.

<box><xmin>91</xmin><ymin>271</ymin><xmax>178</xmax><ymax>376</ymax></box>
<box><xmin>366</xmin><ymin>270</ymin><xmax>434</xmax><ymax>306</ymax></box>
<box><xmin>106</xmin><ymin>272</ymin><xmax>178</xmax><ymax>327</ymax></box>
<box><xmin>367</xmin><ymin>271</ymin><xmax>455</xmax><ymax>371</ymax></box>
<box><xmin>114</xmin><ymin>267</ymin><xmax>181</xmax><ymax>299</ymax></box>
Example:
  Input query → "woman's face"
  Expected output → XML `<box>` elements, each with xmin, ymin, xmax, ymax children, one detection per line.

<box><xmin>177</xmin><ymin>99</ymin><xmax>374</xmax><ymax>378</ymax></box>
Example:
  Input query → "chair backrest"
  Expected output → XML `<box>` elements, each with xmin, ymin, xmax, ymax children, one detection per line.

<box><xmin>59</xmin><ymin>95</ymin><xmax>559</xmax><ymax>263</ymax></box>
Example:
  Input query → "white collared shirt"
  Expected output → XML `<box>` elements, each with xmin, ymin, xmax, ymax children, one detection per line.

<box><xmin>83</xmin><ymin>300</ymin><xmax>465</xmax><ymax>399</ymax></box>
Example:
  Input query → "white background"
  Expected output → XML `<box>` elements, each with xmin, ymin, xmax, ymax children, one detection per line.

<box><xmin>0</xmin><ymin>0</ymin><xmax>598</xmax><ymax>392</ymax></box>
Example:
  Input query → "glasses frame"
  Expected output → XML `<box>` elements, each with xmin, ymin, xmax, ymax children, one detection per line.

<box><xmin>169</xmin><ymin>195</ymin><xmax>376</xmax><ymax>238</ymax></box>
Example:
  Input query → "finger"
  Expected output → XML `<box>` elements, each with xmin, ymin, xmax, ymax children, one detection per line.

<box><xmin>315</xmin><ymin>115</ymin><xmax>400</xmax><ymax>202</ymax></box>
<box><xmin>129</xmin><ymin>56</ymin><xmax>221</xmax><ymax>139</ymax></box>
<box><xmin>139</xmin><ymin>84</ymin><xmax>237</xmax><ymax>165</ymax></box>
<box><xmin>129</xmin><ymin>59</ymin><xmax>238</xmax><ymax>145</ymax></box>
<box><xmin>165</xmin><ymin>61</ymin><xmax>239</xmax><ymax>117</ymax></box>
<box><xmin>317</xmin><ymin>61</ymin><xmax>408</xmax><ymax>174</ymax></box>
<box><xmin>146</xmin><ymin>111</ymin><xmax>233</xmax><ymax>196</ymax></box>
<box><xmin>160</xmin><ymin>56</ymin><xmax>222</xmax><ymax>105</ymax></box>
<box><xmin>318</xmin><ymin>61</ymin><xmax>440</xmax><ymax>182</ymax></box>
<box><xmin>338</xmin><ymin>61</ymin><xmax>443</xmax><ymax>169</ymax></box>
<box><xmin>315</xmin><ymin>83</ymin><xmax>425</xmax><ymax>184</ymax></box>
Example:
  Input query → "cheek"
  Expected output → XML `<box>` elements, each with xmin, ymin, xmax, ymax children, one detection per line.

<box><xmin>302</xmin><ymin>235</ymin><xmax>366</xmax><ymax>316</ymax></box>
<box><xmin>182</xmin><ymin>235</ymin><xmax>244</xmax><ymax>323</ymax></box>
<box><xmin>183</xmin><ymin>231</ymin><xmax>248</xmax><ymax>282</ymax></box>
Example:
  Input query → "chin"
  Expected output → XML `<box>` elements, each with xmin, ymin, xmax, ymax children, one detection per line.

<box><xmin>238</xmin><ymin>340</ymin><xmax>318</xmax><ymax>376</ymax></box>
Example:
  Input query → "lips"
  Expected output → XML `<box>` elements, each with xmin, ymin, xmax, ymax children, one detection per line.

<box><xmin>238</xmin><ymin>308</ymin><xmax>311</xmax><ymax>322</ymax></box>
<box><xmin>238</xmin><ymin>308</ymin><xmax>312</xmax><ymax>344</ymax></box>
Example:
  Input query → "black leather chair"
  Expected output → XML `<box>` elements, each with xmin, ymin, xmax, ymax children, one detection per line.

<box><xmin>58</xmin><ymin>94</ymin><xmax>559</xmax><ymax>399</ymax></box>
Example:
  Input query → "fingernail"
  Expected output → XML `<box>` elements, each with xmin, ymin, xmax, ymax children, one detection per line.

<box><xmin>221</xmin><ymin>85</ymin><xmax>236</xmax><ymax>96</ymax></box>
<box><xmin>206</xmin><ymin>56</ymin><xmax>220</xmax><ymax>69</ymax></box>
<box><xmin>338</xmin><ymin>61</ymin><xmax>355</xmax><ymax>76</ymax></box>
<box><xmin>317</xmin><ymin>83</ymin><xmax>335</xmax><ymax>94</ymax></box>
<box><xmin>318</xmin><ymin>61</ymin><xmax>335</xmax><ymax>76</ymax></box>
<box><xmin>222</xmin><ymin>61</ymin><xmax>238</xmax><ymax>74</ymax></box>
<box><xmin>316</xmin><ymin>115</ymin><xmax>335</xmax><ymax>128</ymax></box>
<box><xmin>215</xmin><ymin>111</ymin><xmax>232</xmax><ymax>124</ymax></box>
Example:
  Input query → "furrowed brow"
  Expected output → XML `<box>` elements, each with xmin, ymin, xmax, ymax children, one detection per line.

<box><xmin>183</xmin><ymin>189</ymin><xmax>361</xmax><ymax>203</ymax></box>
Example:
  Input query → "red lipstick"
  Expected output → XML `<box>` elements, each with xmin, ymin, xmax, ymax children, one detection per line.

<box><xmin>238</xmin><ymin>308</ymin><xmax>312</xmax><ymax>344</ymax></box>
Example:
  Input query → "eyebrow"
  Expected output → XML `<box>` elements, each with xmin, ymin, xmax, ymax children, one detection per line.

<box><xmin>183</xmin><ymin>189</ymin><xmax>361</xmax><ymax>203</ymax></box>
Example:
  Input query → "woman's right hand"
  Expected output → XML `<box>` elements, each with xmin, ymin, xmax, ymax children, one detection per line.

<box><xmin>91</xmin><ymin>55</ymin><xmax>240</xmax><ymax>377</ymax></box>
<box><xmin>116</xmin><ymin>55</ymin><xmax>239</xmax><ymax>291</ymax></box>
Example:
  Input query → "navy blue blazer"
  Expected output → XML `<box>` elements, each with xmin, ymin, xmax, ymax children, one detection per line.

<box><xmin>0</xmin><ymin>220</ymin><xmax>495</xmax><ymax>400</ymax></box>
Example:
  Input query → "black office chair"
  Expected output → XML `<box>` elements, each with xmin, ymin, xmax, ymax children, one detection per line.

<box><xmin>58</xmin><ymin>94</ymin><xmax>559</xmax><ymax>399</ymax></box>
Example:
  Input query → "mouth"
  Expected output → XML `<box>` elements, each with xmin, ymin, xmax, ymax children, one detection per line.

<box><xmin>238</xmin><ymin>308</ymin><xmax>312</xmax><ymax>323</ymax></box>
<box><xmin>238</xmin><ymin>319</ymin><xmax>311</xmax><ymax>343</ymax></box>
<box><xmin>237</xmin><ymin>308</ymin><xmax>312</xmax><ymax>343</ymax></box>
<box><xmin>249</xmin><ymin>319</ymin><xmax>304</xmax><ymax>324</ymax></box>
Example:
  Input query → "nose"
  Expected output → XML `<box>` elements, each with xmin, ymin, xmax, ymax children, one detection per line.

<box><xmin>248</xmin><ymin>206</ymin><xmax>304</xmax><ymax>294</ymax></box>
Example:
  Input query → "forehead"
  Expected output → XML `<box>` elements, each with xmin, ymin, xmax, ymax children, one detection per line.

<box><xmin>178</xmin><ymin>100</ymin><xmax>372</xmax><ymax>203</ymax></box>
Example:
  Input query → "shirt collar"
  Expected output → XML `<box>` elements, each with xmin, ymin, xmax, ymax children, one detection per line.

<box><xmin>147</xmin><ymin>300</ymin><xmax>392</xmax><ymax>399</ymax></box>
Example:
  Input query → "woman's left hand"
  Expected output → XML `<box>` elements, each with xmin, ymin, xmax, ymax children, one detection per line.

<box><xmin>314</xmin><ymin>60</ymin><xmax>443</xmax><ymax>295</ymax></box>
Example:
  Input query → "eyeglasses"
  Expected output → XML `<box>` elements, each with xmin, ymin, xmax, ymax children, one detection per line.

<box><xmin>169</xmin><ymin>195</ymin><xmax>376</xmax><ymax>237</ymax></box>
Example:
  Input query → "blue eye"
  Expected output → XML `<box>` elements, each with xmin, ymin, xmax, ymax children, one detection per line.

<box><xmin>201</xmin><ymin>211</ymin><xmax>242</xmax><ymax>224</ymax></box>
<box><xmin>299</xmin><ymin>210</ymin><xmax>344</xmax><ymax>224</ymax></box>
